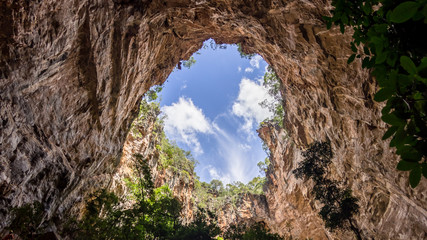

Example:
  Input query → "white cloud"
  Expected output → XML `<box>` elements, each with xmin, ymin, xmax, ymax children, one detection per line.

<box><xmin>162</xmin><ymin>97</ymin><xmax>212</xmax><ymax>155</ymax></box>
<box><xmin>238</xmin><ymin>66</ymin><xmax>242</xmax><ymax>72</ymax></box>
<box><xmin>231</xmin><ymin>78</ymin><xmax>274</xmax><ymax>135</ymax></box>
<box><xmin>244</xmin><ymin>67</ymin><xmax>254</xmax><ymax>73</ymax></box>
<box><xmin>239</xmin><ymin>143</ymin><xmax>252</xmax><ymax>151</ymax></box>
<box><xmin>206</xmin><ymin>165</ymin><xmax>232</xmax><ymax>184</ymax></box>
<box><xmin>210</xmin><ymin>120</ymin><xmax>262</xmax><ymax>184</ymax></box>
<box><xmin>249</xmin><ymin>55</ymin><xmax>263</xmax><ymax>69</ymax></box>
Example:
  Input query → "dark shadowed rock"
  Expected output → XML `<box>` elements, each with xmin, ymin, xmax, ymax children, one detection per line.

<box><xmin>0</xmin><ymin>0</ymin><xmax>425</xmax><ymax>239</ymax></box>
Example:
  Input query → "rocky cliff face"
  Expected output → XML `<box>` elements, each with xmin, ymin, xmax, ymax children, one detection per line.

<box><xmin>0</xmin><ymin>0</ymin><xmax>425</xmax><ymax>239</ymax></box>
<box><xmin>108</xmin><ymin>105</ymin><xmax>195</xmax><ymax>223</ymax></box>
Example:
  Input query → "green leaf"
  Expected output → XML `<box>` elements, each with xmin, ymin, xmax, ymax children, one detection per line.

<box><xmin>373</xmin><ymin>65</ymin><xmax>388</xmax><ymax>87</ymax></box>
<box><xmin>374</xmin><ymin>24</ymin><xmax>388</xmax><ymax>34</ymax></box>
<box><xmin>323</xmin><ymin>16</ymin><xmax>332</xmax><ymax>29</ymax></box>
<box><xmin>397</xmin><ymin>160</ymin><xmax>418</xmax><ymax>171</ymax></box>
<box><xmin>347</xmin><ymin>54</ymin><xmax>356</xmax><ymax>64</ymax></box>
<box><xmin>351</xmin><ymin>42</ymin><xmax>357</xmax><ymax>52</ymax></box>
<box><xmin>362</xmin><ymin>57</ymin><xmax>371</xmax><ymax>68</ymax></box>
<box><xmin>362</xmin><ymin>3</ymin><xmax>371</xmax><ymax>15</ymax></box>
<box><xmin>390</xmin><ymin>128</ymin><xmax>406</xmax><ymax>147</ymax></box>
<box><xmin>374</xmin><ymin>88</ymin><xmax>394</xmax><ymax>102</ymax></box>
<box><xmin>363</xmin><ymin>46</ymin><xmax>370</xmax><ymax>55</ymax></box>
<box><xmin>382</xmin><ymin>126</ymin><xmax>398</xmax><ymax>140</ymax></box>
<box><xmin>382</xmin><ymin>112</ymin><xmax>406</xmax><ymax>126</ymax></box>
<box><xmin>401</xmin><ymin>150</ymin><xmax>422</xmax><ymax>162</ymax></box>
<box><xmin>417</xmin><ymin>57</ymin><xmax>427</xmax><ymax>71</ymax></box>
<box><xmin>397</xmin><ymin>73</ymin><xmax>413</xmax><ymax>90</ymax></box>
<box><xmin>390</xmin><ymin>2</ymin><xmax>419</xmax><ymax>23</ymax></box>
<box><xmin>400</xmin><ymin>56</ymin><xmax>417</xmax><ymax>74</ymax></box>
<box><xmin>375</xmin><ymin>51</ymin><xmax>388</xmax><ymax>64</ymax></box>
<box><xmin>381</xmin><ymin>102</ymin><xmax>392</xmax><ymax>116</ymax></box>
<box><xmin>341</xmin><ymin>14</ymin><xmax>349</xmax><ymax>25</ymax></box>
<box><xmin>371</xmin><ymin>37</ymin><xmax>384</xmax><ymax>54</ymax></box>
<box><xmin>397</xmin><ymin>144</ymin><xmax>422</xmax><ymax>161</ymax></box>
<box><xmin>409</xmin><ymin>166</ymin><xmax>422</xmax><ymax>188</ymax></box>
<box><xmin>386</xmin><ymin>52</ymin><xmax>398</xmax><ymax>67</ymax></box>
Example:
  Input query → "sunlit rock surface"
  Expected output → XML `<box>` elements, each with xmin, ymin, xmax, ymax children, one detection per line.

<box><xmin>110</xmin><ymin>106</ymin><xmax>195</xmax><ymax>224</ymax></box>
<box><xmin>0</xmin><ymin>0</ymin><xmax>425</xmax><ymax>239</ymax></box>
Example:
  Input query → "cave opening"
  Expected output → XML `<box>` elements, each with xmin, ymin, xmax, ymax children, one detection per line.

<box><xmin>158</xmin><ymin>39</ymin><xmax>279</xmax><ymax>185</ymax></box>
<box><xmin>126</xmin><ymin>39</ymin><xmax>284</xmax><ymax>202</ymax></box>
<box><xmin>115</xmin><ymin>39</ymin><xmax>286</xmax><ymax>236</ymax></box>
<box><xmin>2</xmin><ymin>1</ymin><xmax>426</xmax><ymax>239</ymax></box>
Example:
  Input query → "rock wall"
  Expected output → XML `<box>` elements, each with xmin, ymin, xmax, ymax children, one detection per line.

<box><xmin>0</xmin><ymin>0</ymin><xmax>425</xmax><ymax>239</ymax></box>
<box><xmin>109</xmin><ymin>105</ymin><xmax>195</xmax><ymax>224</ymax></box>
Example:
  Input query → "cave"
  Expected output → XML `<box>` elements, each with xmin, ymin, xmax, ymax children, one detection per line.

<box><xmin>0</xmin><ymin>0</ymin><xmax>426</xmax><ymax>239</ymax></box>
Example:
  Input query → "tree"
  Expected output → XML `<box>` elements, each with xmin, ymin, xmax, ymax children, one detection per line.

<box><xmin>257</xmin><ymin>157</ymin><xmax>270</xmax><ymax>175</ymax></box>
<box><xmin>173</xmin><ymin>208</ymin><xmax>221</xmax><ymax>240</ymax></box>
<box><xmin>260</xmin><ymin>66</ymin><xmax>284</xmax><ymax>127</ymax></box>
<box><xmin>210</xmin><ymin>179</ymin><xmax>224</xmax><ymax>194</ymax></box>
<box><xmin>324</xmin><ymin>0</ymin><xmax>427</xmax><ymax>188</ymax></box>
<box><xmin>293</xmin><ymin>141</ymin><xmax>361</xmax><ymax>240</ymax></box>
<box><xmin>7</xmin><ymin>202</ymin><xmax>44</xmax><ymax>240</ymax></box>
<box><xmin>65</xmin><ymin>153</ymin><xmax>184</xmax><ymax>240</ymax></box>
<box><xmin>182</xmin><ymin>56</ymin><xmax>196</xmax><ymax>69</ymax></box>
<box><xmin>236</xmin><ymin>43</ymin><xmax>255</xmax><ymax>59</ymax></box>
<box><xmin>224</xmin><ymin>222</ymin><xmax>283</xmax><ymax>240</ymax></box>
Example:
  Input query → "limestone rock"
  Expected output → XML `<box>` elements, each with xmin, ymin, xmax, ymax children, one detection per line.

<box><xmin>0</xmin><ymin>0</ymin><xmax>425</xmax><ymax>239</ymax></box>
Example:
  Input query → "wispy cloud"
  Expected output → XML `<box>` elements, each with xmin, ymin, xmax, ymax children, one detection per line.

<box><xmin>162</xmin><ymin>97</ymin><xmax>212</xmax><ymax>155</ymax></box>
<box><xmin>231</xmin><ymin>77</ymin><xmax>274</xmax><ymax>136</ymax></box>
<box><xmin>249</xmin><ymin>55</ymin><xmax>263</xmax><ymax>69</ymax></box>
<box><xmin>245</xmin><ymin>67</ymin><xmax>254</xmax><ymax>73</ymax></box>
<box><xmin>206</xmin><ymin>165</ymin><xmax>232</xmax><ymax>185</ymax></box>
<box><xmin>238</xmin><ymin>66</ymin><xmax>242</xmax><ymax>72</ymax></box>
<box><xmin>209</xmin><ymin>120</ymin><xmax>261</xmax><ymax>184</ymax></box>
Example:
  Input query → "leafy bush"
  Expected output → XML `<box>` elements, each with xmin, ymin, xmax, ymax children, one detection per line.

<box><xmin>64</xmin><ymin>153</ymin><xmax>220</xmax><ymax>240</ymax></box>
<box><xmin>260</xmin><ymin>66</ymin><xmax>284</xmax><ymax>127</ymax></box>
<box><xmin>174</xmin><ymin>208</ymin><xmax>221</xmax><ymax>240</ymax></box>
<box><xmin>223</xmin><ymin>222</ymin><xmax>283</xmax><ymax>240</ymax></box>
<box><xmin>158</xmin><ymin>135</ymin><xmax>198</xmax><ymax>175</ymax></box>
<box><xmin>324</xmin><ymin>0</ymin><xmax>427</xmax><ymax>187</ymax></box>
<box><xmin>7</xmin><ymin>201</ymin><xmax>44</xmax><ymax>240</ymax></box>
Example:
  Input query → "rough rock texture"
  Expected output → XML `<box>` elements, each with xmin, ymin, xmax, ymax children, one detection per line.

<box><xmin>108</xmin><ymin>106</ymin><xmax>195</xmax><ymax>223</ymax></box>
<box><xmin>0</xmin><ymin>0</ymin><xmax>426</xmax><ymax>239</ymax></box>
<box><xmin>216</xmin><ymin>193</ymin><xmax>270</xmax><ymax>230</ymax></box>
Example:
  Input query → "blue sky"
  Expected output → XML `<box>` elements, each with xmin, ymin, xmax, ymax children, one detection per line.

<box><xmin>159</xmin><ymin>41</ymin><xmax>275</xmax><ymax>184</ymax></box>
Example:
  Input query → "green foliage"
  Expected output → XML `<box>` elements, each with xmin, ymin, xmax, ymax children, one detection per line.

<box><xmin>260</xmin><ymin>66</ymin><xmax>284</xmax><ymax>127</ymax></box>
<box><xmin>223</xmin><ymin>222</ymin><xmax>283</xmax><ymax>240</ymax></box>
<box><xmin>247</xmin><ymin>177</ymin><xmax>266</xmax><ymax>195</ymax></box>
<box><xmin>158</xmin><ymin>135</ymin><xmax>198</xmax><ymax>176</ymax></box>
<box><xmin>293</xmin><ymin>142</ymin><xmax>361</xmax><ymax>240</ymax></box>
<box><xmin>64</xmin><ymin>152</ymin><xmax>223</xmax><ymax>240</ymax></box>
<box><xmin>8</xmin><ymin>201</ymin><xmax>44</xmax><ymax>240</ymax></box>
<box><xmin>236</xmin><ymin>43</ymin><xmax>255</xmax><ymax>59</ymax></box>
<box><xmin>324</xmin><ymin>0</ymin><xmax>427</xmax><ymax>187</ymax></box>
<box><xmin>257</xmin><ymin>157</ymin><xmax>271</xmax><ymax>175</ymax></box>
<box><xmin>182</xmin><ymin>56</ymin><xmax>197</xmax><ymax>69</ymax></box>
<box><xmin>130</xmin><ymin>86</ymin><xmax>162</xmax><ymax>138</ymax></box>
<box><xmin>194</xmin><ymin>176</ymin><xmax>267</xmax><ymax>212</ymax></box>
<box><xmin>132</xmin><ymin>153</ymin><xmax>155</xmax><ymax>201</ymax></box>
<box><xmin>174</xmin><ymin>208</ymin><xmax>221</xmax><ymax>240</ymax></box>
<box><xmin>69</xmin><ymin>154</ymin><xmax>184</xmax><ymax>240</ymax></box>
